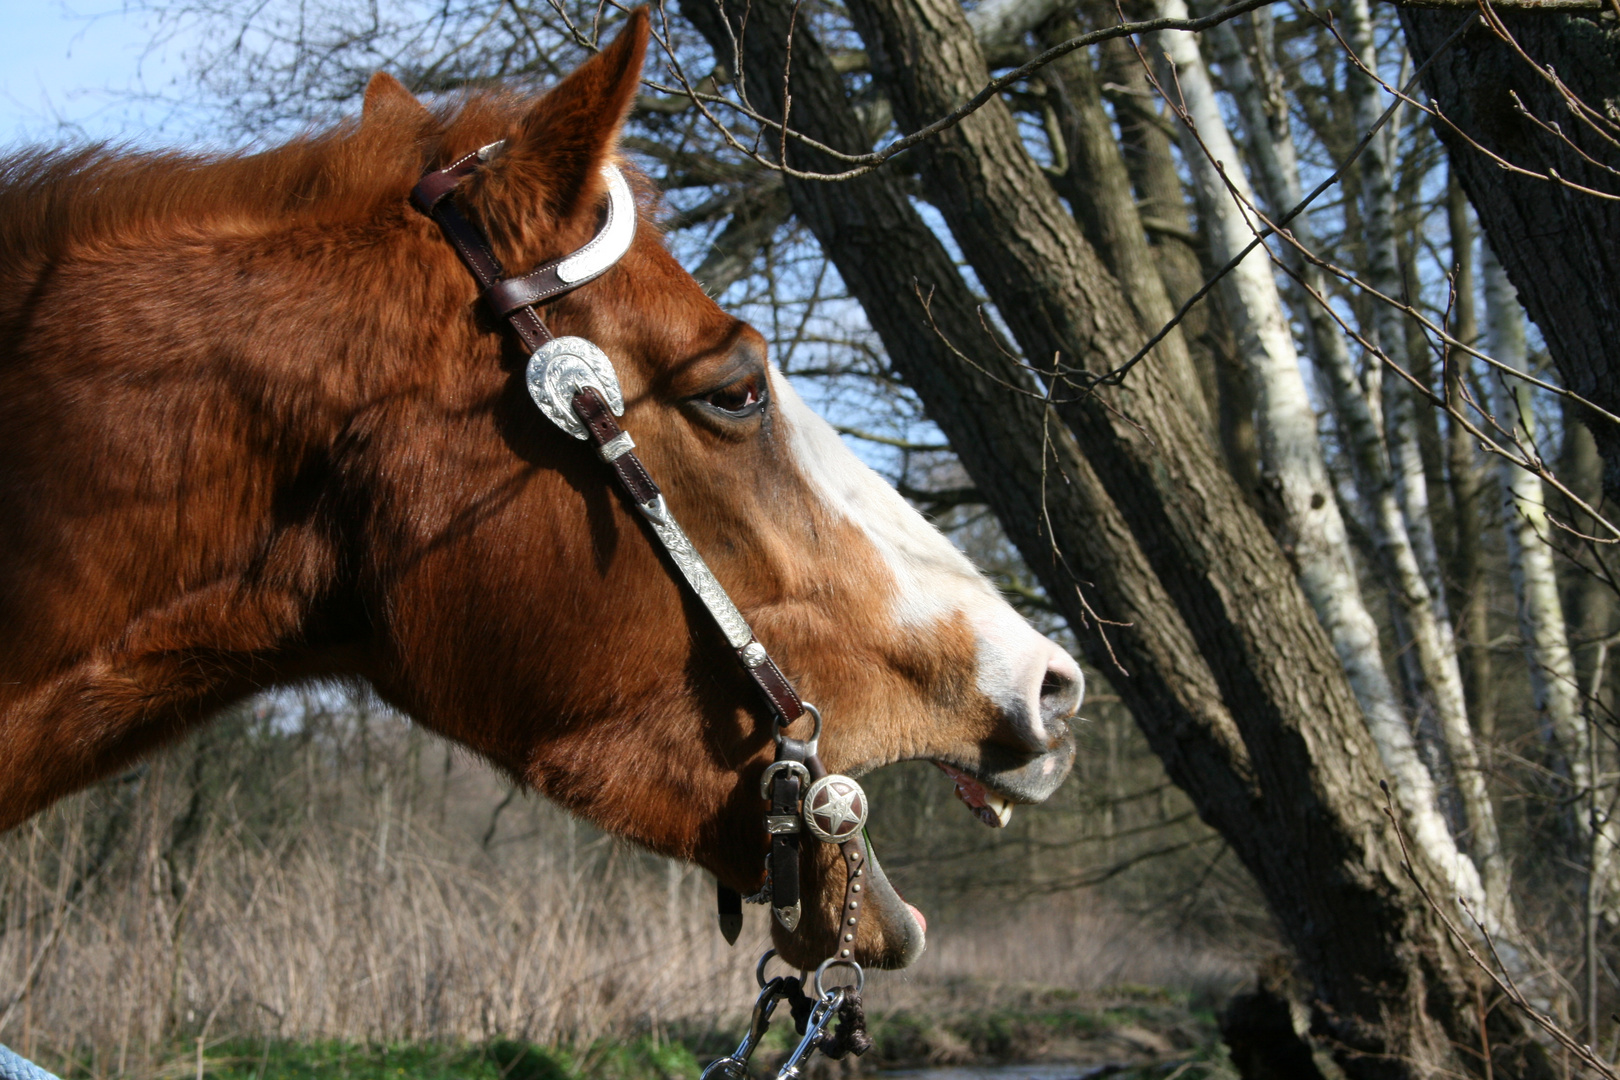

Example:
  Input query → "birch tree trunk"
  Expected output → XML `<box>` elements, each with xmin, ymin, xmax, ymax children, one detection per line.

<box><xmin>1484</xmin><ymin>250</ymin><xmax>1605</xmax><ymax>883</ymax></box>
<box><xmin>1339</xmin><ymin>0</ymin><xmax>1512</xmax><ymax>919</ymax></box>
<box><xmin>1343</xmin><ymin>0</ymin><xmax>1450</xmax><ymax>623</ymax></box>
<box><xmin>1201</xmin><ymin>12</ymin><xmax>1496</xmax><ymax>934</ymax></box>
<box><xmin>1445</xmin><ymin>175</ymin><xmax>1494</xmax><ymax>737</ymax></box>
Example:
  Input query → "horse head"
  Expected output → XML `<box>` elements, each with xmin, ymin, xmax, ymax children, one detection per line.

<box><xmin>0</xmin><ymin>9</ymin><xmax>1080</xmax><ymax>970</ymax></box>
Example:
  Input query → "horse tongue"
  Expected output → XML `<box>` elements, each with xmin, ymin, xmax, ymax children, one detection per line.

<box><xmin>905</xmin><ymin>902</ymin><xmax>928</xmax><ymax>935</ymax></box>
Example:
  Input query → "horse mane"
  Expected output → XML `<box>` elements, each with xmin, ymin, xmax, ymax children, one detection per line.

<box><xmin>0</xmin><ymin>92</ymin><xmax>527</xmax><ymax>273</ymax></box>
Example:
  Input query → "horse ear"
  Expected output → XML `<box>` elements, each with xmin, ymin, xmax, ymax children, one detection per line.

<box><xmin>488</xmin><ymin>9</ymin><xmax>649</xmax><ymax>221</ymax></box>
<box><xmin>362</xmin><ymin>72</ymin><xmax>432</xmax><ymax>127</ymax></box>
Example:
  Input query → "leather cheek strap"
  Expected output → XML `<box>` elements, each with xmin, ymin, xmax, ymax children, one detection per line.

<box><xmin>570</xmin><ymin>386</ymin><xmax>806</xmax><ymax>726</ymax></box>
<box><xmin>571</xmin><ymin>386</ymin><xmax>664</xmax><ymax>507</ymax></box>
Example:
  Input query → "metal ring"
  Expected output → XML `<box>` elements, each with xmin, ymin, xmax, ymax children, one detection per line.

<box><xmin>759</xmin><ymin>760</ymin><xmax>811</xmax><ymax>801</ymax></box>
<box><xmin>814</xmin><ymin>957</ymin><xmax>865</xmax><ymax>999</ymax></box>
<box><xmin>774</xmin><ymin>701</ymin><xmax>823</xmax><ymax>747</ymax></box>
<box><xmin>756</xmin><ymin>948</ymin><xmax>790</xmax><ymax>989</ymax></box>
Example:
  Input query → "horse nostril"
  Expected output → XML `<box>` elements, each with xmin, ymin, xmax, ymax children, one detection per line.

<box><xmin>1039</xmin><ymin>658</ymin><xmax>1083</xmax><ymax>727</ymax></box>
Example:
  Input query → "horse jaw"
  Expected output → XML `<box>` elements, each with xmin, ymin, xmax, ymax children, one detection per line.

<box><xmin>773</xmin><ymin>834</ymin><xmax>927</xmax><ymax>970</ymax></box>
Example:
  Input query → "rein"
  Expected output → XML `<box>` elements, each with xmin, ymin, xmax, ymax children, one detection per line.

<box><xmin>411</xmin><ymin>148</ymin><xmax>873</xmax><ymax>1076</ymax></box>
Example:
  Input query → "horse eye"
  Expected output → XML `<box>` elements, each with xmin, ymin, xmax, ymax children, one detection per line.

<box><xmin>701</xmin><ymin>372</ymin><xmax>767</xmax><ymax>417</ymax></box>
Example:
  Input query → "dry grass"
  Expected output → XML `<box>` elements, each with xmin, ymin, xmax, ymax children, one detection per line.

<box><xmin>906</xmin><ymin>900</ymin><xmax>1247</xmax><ymax>1003</ymax></box>
<box><xmin>0</xmin><ymin>773</ymin><xmax>759</xmax><ymax>1069</ymax></box>
<box><xmin>0</xmin><ymin>703</ymin><xmax>1248</xmax><ymax>1077</ymax></box>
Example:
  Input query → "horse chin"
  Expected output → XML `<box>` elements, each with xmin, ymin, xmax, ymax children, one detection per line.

<box><xmin>767</xmin><ymin>725</ymin><xmax>1076</xmax><ymax>971</ymax></box>
<box><xmin>851</xmin><ymin>841</ymin><xmax>928</xmax><ymax>968</ymax></box>
<box><xmin>769</xmin><ymin>835</ymin><xmax>927</xmax><ymax>970</ymax></box>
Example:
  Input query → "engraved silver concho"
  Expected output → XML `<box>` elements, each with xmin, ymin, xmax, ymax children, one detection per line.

<box><xmin>801</xmin><ymin>775</ymin><xmax>868</xmax><ymax>844</ymax></box>
<box><xmin>526</xmin><ymin>336</ymin><xmax>624</xmax><ymax>439</ymax></box>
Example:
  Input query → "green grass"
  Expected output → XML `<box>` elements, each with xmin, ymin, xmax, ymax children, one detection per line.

<box><xmin>180</xmin><ymin>1037</ymin><xmax>699</xmax><ymax>1080</ymax></box>
<box><xmin>30</xmin><ymin>985</ymin><xmax>1225</xmax><ymax>1078</ymax></box>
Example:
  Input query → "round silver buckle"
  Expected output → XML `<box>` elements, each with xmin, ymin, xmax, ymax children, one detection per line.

<box><xmin>526</xmin><ymin>336</ymin><xmax>623</xmax><ymax>439</ymax></box>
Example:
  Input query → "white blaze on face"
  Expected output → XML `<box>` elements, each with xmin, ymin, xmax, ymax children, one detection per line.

<box><xmin>772</xmin><ymin>369</ymin><xmax>1081</xmax><ymax>747</ymax></box>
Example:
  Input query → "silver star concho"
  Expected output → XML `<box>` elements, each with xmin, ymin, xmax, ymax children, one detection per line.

<box><xmin>802</xmin><ymin>775</ymin><xmax>868</xmax><ymax>844</ymax></box>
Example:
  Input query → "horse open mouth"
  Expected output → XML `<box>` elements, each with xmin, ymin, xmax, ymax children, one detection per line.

<box><xmin>935</xmin><ymin>761</ymin><xmax>1017</xmax><ymax>827</ymax></box>
<box><xmin>919</xmin><ymin>717</ymin><xmax>1077</xmax><ymax>830</ymax></box>
<box><xmin>776</xmin><ymin>722</ymin><xmax>1075</xmax><ymax>970</ymax></box>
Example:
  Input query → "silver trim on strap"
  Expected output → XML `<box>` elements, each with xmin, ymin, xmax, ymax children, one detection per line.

<box><xmin>527</xmin><ymin>337</ymin><xmax>624</xmax><ymax>439</ymax></box>
<box><xmin>636</xmin><ymin>497</ymin><xmax>755</xmax><ymax>649</ymax></box>
<box><xmin>598</xmin><ymin>430</ymin><xmax>635</xmax><ymax>462</ymax></box>
<box><xmin>558</xmin><ymin>166</ymin><xmax>637</xmax><ymax>284</ymax></box>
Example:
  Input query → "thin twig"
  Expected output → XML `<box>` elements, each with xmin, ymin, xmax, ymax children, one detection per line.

<box><xmin>652</xmin><ymin>0</ymin><xmax>1276</xmax><ymax>181</ymax></box>
<box><xmin>1381</xmin><ymin>783</ymin><xmax>1620</xmax><ymax>1078</ymax></box>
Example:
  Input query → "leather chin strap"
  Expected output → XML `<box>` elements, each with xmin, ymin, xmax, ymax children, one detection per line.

<box><xmin>806</xmin><ymin>753</ymin><xmax>868</xmax><ymax>963</ymax></box>
<box><xmin>410</xmin><ymin>148</ymin><xmax>863</xmax><ymax>960</ymax></box>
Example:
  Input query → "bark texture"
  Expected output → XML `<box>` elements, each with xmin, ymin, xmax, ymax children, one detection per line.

<box><xmin>1203</xmin><ymin>9</ymin><xmax>1493</xmax><ymax>933</ymax></box>
<box><xmin>1097</xmin><ymin>32</ymin><xmax>1255</xmax><ymax>491</ymax></box>
<box><xmin>1340</xmin><ymin>0</ymin><xmax>1511</xmax><ymax>919</ymax></box>
<box><xmin>732</xmin><ymin>0</ymin><xmax>1552</xmax><ymax>1069</ymax></box>
<box><xmin>1400</xmin><ymin>8</ymin><xmax>1620</xmax><ymax>502</ymax></box>
<box><xmin>1035</xmin><ymin>15</ymin><xmax>1212</xmax><ymax>440</ymax></box>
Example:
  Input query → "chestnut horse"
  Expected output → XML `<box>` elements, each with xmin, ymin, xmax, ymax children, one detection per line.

<box><xmin>0</xmin><ymin>11</ymin><xmax>1080</xmax><ymax>969</ymax></box>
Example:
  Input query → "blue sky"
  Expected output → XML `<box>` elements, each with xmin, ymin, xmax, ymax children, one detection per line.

<box><xmin>0</xmin><ymin>2</ymin><xmax>199</xmax><ymax>148</ymax></box>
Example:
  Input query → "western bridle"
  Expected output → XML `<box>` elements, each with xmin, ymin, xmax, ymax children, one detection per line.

<box><xmin>411</xmin><ymin>148</ymin><xmax>873</xmax><ymax>1076</ymax></box>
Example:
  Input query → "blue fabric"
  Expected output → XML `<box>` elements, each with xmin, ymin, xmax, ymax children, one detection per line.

<box><xmin>0</xmin><ymin>1045</ymin><xmax>60</xmax><ymax>1080</ymax></box>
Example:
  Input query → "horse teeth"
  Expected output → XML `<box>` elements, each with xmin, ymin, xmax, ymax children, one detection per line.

<box><xmin>938</xmin><ymin>762</ymin><xmax>1012</xmax><ymax>827</ymax></box>
<box><xmin>991</xmin><ymin>796</ymin><xmax>1013</xmax><ymax>827</ymax></box>
<box><xmin>979</xmin><ymin>795</ymin><xmax>1012</xmax><ymax>828</ymax></box>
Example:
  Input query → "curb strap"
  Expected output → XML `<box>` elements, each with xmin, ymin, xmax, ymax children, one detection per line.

<box><xmin>806</xmin><ymin>754</ymin><xmax>867</xmax><ymax>961</ymax></box>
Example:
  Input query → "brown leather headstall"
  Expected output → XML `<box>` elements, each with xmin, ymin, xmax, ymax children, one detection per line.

<box><xmin>410</xmin><ymin>146</ymin><xmax>871</xmax><ymax>961</ymax></box>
